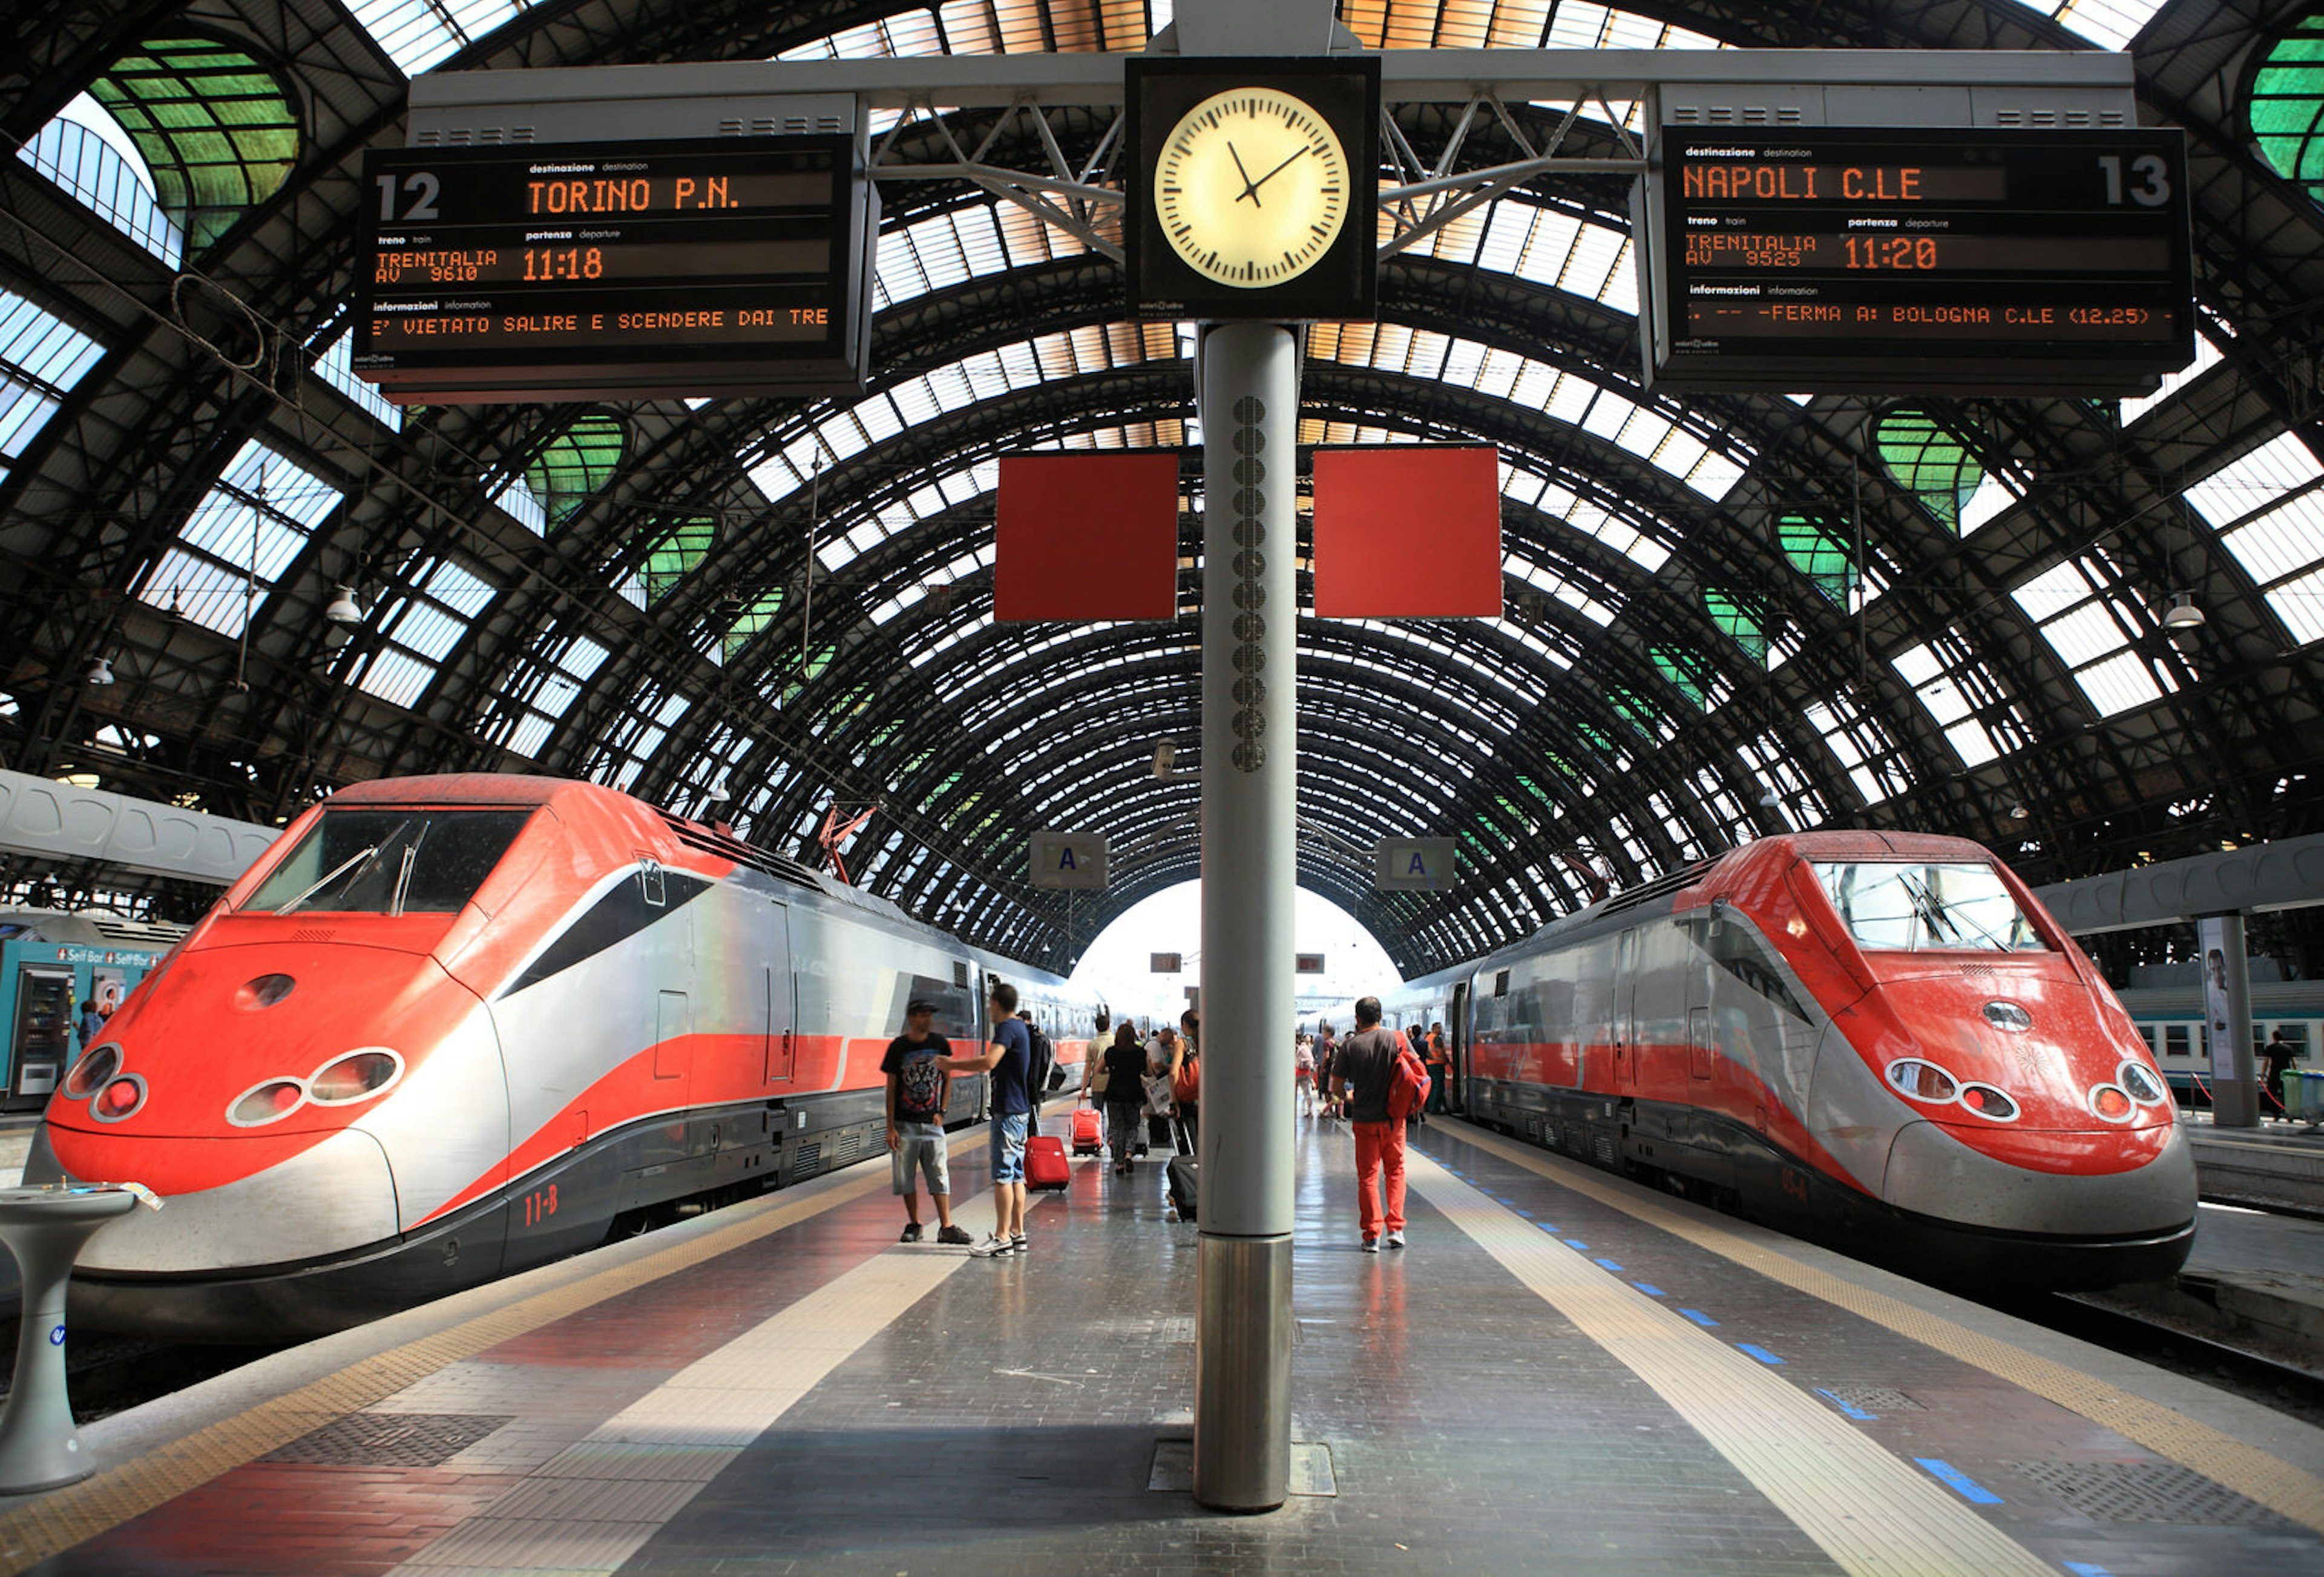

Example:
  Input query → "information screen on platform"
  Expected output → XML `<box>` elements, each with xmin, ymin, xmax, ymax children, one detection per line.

<box><xmin>352</xmin><ymin>135</ymin><xmax>873</xmax><ymax>401</ymax></box>
<box><xmin>1640</xmin><ymin>126</ymin><xmax>2193</xmax><ymax>395</ymax></box>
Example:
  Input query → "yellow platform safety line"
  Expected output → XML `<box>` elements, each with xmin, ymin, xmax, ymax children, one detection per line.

<box><xmin>1407</xmin><ymin>1150</ymin><xmax>2055</xmax><ymax>1577</ymax></box>
<box><xmin>1442</xmin><ymin>1119</ymin><xmax>2324</xmax><ymax>1537</ymax></box>
<box><xmin>0</xmin><ymin>1107</ymin><xmax>1040</xmax><ymax>1577</ymax></box>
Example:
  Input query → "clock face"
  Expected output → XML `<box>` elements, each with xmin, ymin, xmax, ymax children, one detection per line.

<box><xmin>1154</xmin><ymin>87</ymin><xmax>1351</xmax><ymax>289</ymax></box>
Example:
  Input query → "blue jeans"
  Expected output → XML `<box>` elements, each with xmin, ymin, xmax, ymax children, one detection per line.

<box><xmin>988</xmin><ymin>1112</ymin><xmax>1029</xmax><ymax>1182</ymax></box>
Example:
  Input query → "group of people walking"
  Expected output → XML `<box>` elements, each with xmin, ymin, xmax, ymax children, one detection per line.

<box><xmin>1083</xmin><ymin>1009</ymin><xmax>1201</xmax><ymax>1173</ymax></box>
<box><xmin>881</xmin><ymin>984</ymin><xmax>1450</xmax><ymax>1259</ymax></box>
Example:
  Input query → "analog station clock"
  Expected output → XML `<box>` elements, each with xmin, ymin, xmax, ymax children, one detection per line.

<box><xmin>1126</xmin><ymin>57</ymin><xmax>1380</xmax><ymax>321</ymax></box>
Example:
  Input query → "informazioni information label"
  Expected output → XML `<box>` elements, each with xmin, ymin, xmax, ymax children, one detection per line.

<box><xmin>352</xmin><ymin>135</ymin><xmax>872</xmax><ymax>399</ymax></box>
<box><xmin>1643</xmin><ymin>125</ymin><xmax>2193</xmax><ymax>395</ymax></box>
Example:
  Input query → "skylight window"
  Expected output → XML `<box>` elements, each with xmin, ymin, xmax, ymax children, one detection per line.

<box><xmin>137</xmin><ymin>439</ymin><xmax>342</xmax><ymax>638</ymax></box>
<box><xmin>311</xmin><ymin>330</ymin><xmax>397</xmax><ymax>427</ymax></box>
<box><xmin>2011</xmin><ymin>554</ymin><xmax>2178</xmax><ymax>715</ymax></box>
<box><xmin>1892</xmin><ymin>639</ymin><xmax>2004</xmax><ymax>767</ymax></box>
<box><xmin>0</xmin><ymin>290</ymin><xmax>103</xmax><ymax>479</ymax></box>
<box><xmin>357</xmin><ymin>554</ymin><xmax>496</xmax><ymax>709</ymax></box>
<box><xmin>347</xmin><ymin>0</ymin><xmax>533</xmax><ymax>76</ymax></box>
<box><xmin>2119</xmin><ymin>332</ymin><xmax>2224</xmax><ymax>424</ymax></box>
<box><xmin>2047</xmin><ymin>0</ymin><xmax>2169</xmax><ymax>51</ymax></box>
<box><xmin>18</xmin><ymin>95</ymin><xmax>180</xmax><ymax>265</ymax></box>
<box><xmin>1801</xmin><ymin>693</ymin><xmax>1908</xmax><ymax>805</ymax></box>
<box><xmin>2186</xmin><ymin>431</ymin><xmax>2324</xmax><ymax>645</ymax></box>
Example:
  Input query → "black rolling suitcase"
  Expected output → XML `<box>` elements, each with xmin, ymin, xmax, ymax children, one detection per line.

<box><xmin>1166</xmin><ymin>1156</ymin><xmax>1199</xmax><ymax>1223</ymax></box>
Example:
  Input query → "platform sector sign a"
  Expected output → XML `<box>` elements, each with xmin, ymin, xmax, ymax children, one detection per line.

<box><xmin>1030</xmin><ymin>832</ymin><xmax>1109</xmax><ymax>891</ymax></box>
<box><xmin>352</xmin><ymin>135</ymin><xmax>876</xmax><ymax>402</ymax></box>
<box><xmin>1638</xmin><ymin>125</ymin><xmax>2193</xmax><ymax>395</ymax></box>
<box><xmin>1376</xmin><ymin>838</ymin><xmax>1457</xmax><ymax>893</ymax></box>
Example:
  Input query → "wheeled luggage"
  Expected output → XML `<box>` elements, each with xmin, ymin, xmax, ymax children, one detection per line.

<box><xmin>1069</xmin><ymin>1106</ymin><xmax>1103</xmax><ymax>1155</ymax></box>
<box><xmin>1025</xmin><ymin>1134</ymin><xmax>1071</xmax><ymax>1190</ymax></box>
<box><xmin>1166</xmin><ymin>1156</ymin><xmax>1200</xmax><ymax>1222</ymax></box>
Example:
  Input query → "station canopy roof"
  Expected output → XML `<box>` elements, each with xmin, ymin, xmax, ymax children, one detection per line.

<box><xmin>3</xmin><ymin>0</ymin><xmax>2322</xmax><ymax>975</ymax></box>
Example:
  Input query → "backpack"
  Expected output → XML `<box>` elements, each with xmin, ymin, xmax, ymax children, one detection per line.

<box><xmin>1172</xmin><ymin>1051</ymin><xmax>1201</xmax><ymax>1105</ymax></box>
<box><xmin>1386</xmin><ymin>1034</ymin><xmax>1431</xmax><ymax>1123</ymax></box>
<box><xmin>1023</xmin><ymin>1022</ymin><xmax>1055</xmax><ymax>1095</ymax></box>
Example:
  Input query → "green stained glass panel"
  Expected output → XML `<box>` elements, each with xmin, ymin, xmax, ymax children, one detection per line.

<box><xmin>1650</xmin><ymin>646</ymin><xmax>1713</xmax><ymax>709</ymax></box>
<box><xmin>1702</xmin><ymin>589</ymin><xmax>1770</xmax><ymax>665</ymax></box>
<box><xmin>1777</xmin><ymin>513</ymin><xmax>1857</xmax><ymax>606</ymax></box>
<box><xmin>1874</xmin><ymin>410</ymin><xmax>1983</xmax><ymax>530</ymax></box>
<box><xmin>88</xmin><ymin>38</ymin><xmax>298</xmax><ymax>252</ymax></box>
<box><xmin>525</xmin><ymin>414</ymin><xmax>624</xmax><ymax>528</ymax></box>
<box><xmin>644</xmin><ymin>518</ymin><xmax>715</xmax><ymax>603</ymax></box>
<box><xmin>721</xmin><ymin>591</ymin><xmax>782</xmax><ymax>661</ymax></box>
<box><xmin>2252</xmin><ymin>18</ymin><xmax>2324</xmax><ymax>201</ymax></box>
<box><xmin>1577</xmin><ymin>722</ymin><xmax>1618</xmax><ymax>757</ymax></box>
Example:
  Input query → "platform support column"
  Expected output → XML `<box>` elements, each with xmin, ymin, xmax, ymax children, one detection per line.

<box><xmin>1192</xmin><ymin>320</ymin><xmax>1299</xmax><ymax>1513</ymax></box>
<box><xmin>2198</xmin><ymin>911</ymin><xmax>2260</xmax><ymax>1127</ymax></box>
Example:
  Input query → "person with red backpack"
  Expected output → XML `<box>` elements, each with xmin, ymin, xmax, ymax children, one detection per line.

<box><xmin>1170</xmin><ymin>1009</ymin><xmax>1201</xmax><ymax>1157</ymax></box>
<box><xmin>1332</xmin><ymin>995</ymin><xmax>1428</xmax><ymax>1252</ymax></box>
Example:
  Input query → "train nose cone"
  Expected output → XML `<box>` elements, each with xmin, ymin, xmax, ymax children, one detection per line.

<box><xmin>1882</xmin><ymin>1116</ymin><xmax>2197</xmax><ymax>1239</ymax></box>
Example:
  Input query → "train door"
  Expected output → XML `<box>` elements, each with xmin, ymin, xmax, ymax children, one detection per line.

<box><xmin>654</xmin><ymin>989</ymin><xmax>692</xmax><ymax>1098</ymax></box>
<box><xmin>1613</xmin><ymin>929</ymin><xmax>1640</xmax><ymax>1093</ymax></box>
<box><xmin>1687</xmin><ymin>925</ymin><xmax>1715</xmax><ymax>1084</ymax></box>
<box><xmin>763</xmin><ymin>902</ymin><xmax>795</xmax><ymax>1084</ymax></box>
<box><xmin>1449</xmin><ymin>981</ymin><xmax>1470</xmax><ymax>1113</ymax></box>
<box><xmin>8</xmin><ymin>964</ymin><xmax>74</xmax><ymax>1111</ymax></box>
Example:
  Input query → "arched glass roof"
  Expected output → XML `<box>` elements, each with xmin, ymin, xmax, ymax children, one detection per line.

<box><xmin>4</xmin><ymin>0</ymin><xmax>2321</xmax><ymax>974</ymax></box>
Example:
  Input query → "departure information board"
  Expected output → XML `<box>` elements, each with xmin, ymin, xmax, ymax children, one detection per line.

<box><xmin>1640</xmin><ymin>126</ymin><xmax>2193</xmax><ymax>395</ymax></box>
<box><xmin>352</xmin><ymin>135</ymin><xmax>874</xmax><ymax>401</ymax></box>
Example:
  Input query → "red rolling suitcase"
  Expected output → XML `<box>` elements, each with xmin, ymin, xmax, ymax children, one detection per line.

<box><xmin>1025</xmin><ymin>1134</ymin><xmax>1071</xmax><ymax>1191</ymax></box>
<box><xmin>1069</xmin><ymin>1106</ymin><xmax>1103</xmax><ymax>1156</ymax></box>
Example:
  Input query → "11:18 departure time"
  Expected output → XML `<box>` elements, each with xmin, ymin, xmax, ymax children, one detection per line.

<box><xmin>523</xmin><ymin>246</ymin><xmax>603</xmax><ymax>281</ymax></box>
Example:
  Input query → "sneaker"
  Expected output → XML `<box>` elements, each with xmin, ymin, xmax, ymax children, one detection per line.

<box><xmin>1009</xmin><ymin>1234</ymin><xmax>1028</xmax><ymax>1255</ymax></box>
<box><xmin>899</xmin><ymin>1222</ymin><xmax>924</xmax><ymax>1244</ymax></box>
<box><xmin>1385</xmin><ymin>1231</ymin><xmax>1406</xmax><ymax>1250</ymax></box>
<box><xmin>936</xmin><ymin>1225</ymin><xmax>973</xmax><ymax>1246</ymax></box>
<box><xmin>1361</xmin><ymin>1238</ymin><xmax>1380</xmax><ymax>1253</ymax></box>
<box><xmin>970</xmin><ymin>1233</ymin><xmax>1016</xmax><ymax>1258</ymax></box>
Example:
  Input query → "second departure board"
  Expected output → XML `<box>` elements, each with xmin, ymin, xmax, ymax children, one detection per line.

<box><xmin>352</xmin><ymin>134</ymin><xmax>875</xmax><ymax>402</ymax></box>
<box><xmin>1640</xmin><ymin>125</ymin><xmax>2193</xmax><ymax>395</ymax></box>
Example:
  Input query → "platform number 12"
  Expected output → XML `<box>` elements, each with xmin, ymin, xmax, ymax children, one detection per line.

<box><xmin>2097</xmin><ymin>154</ymin><xmax>2170</xmax><ymax>207</ymax></box>
<box><xmin>375</xmin><ymin>171</ymin><xmax>441</xmax><ymax>222</ymax></box>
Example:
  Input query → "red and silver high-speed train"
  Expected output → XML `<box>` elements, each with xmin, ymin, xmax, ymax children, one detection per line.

<box><xmin>29</xmin><ymin>775</ymin><xmax>1103</xmax><ymax>1338</ymax></box>
<box><xmin>1389</xmin><ymin>830</ymin><xmax>2196</xmax><ymax>1290</ymax></box>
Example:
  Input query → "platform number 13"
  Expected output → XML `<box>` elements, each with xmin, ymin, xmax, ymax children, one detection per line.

<box><xmin>375</xmin><ymin>171</ymin><xmax>441</xmax><ymax>222</ymax></box>
<box><xmin>2098</xmin><ymin>154</ymin><xmax>2170</xmax><ymax>207</ymax></box>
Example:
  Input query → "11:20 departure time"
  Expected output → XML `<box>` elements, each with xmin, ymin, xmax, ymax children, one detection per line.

<box><xmin>1843</xmin><ymin>235</ymin><xmax>1939</xmax><ymax>269</ymax></box>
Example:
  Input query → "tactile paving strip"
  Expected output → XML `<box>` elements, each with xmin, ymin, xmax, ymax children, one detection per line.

<box><xmin>2005</xmin><ymin>1460</ymin><xmax>2301</xmax><ymax>1527</ymax></box>
<box><xmin>263</xmin><ymin>1412</ymin><xmax>512</xmax><ymax>1468</ymax></box>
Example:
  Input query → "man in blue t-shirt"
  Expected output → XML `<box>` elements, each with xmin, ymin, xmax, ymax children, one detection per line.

<box><xmin>945</xmin><ymin>980</ymin><xmax>1034</xmax><ymax>1257</ymax></box>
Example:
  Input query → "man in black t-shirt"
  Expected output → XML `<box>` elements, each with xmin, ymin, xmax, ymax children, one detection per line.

<box><xmin>884</xmin><ymin>1001</ymin><xmax>971</xmax><ymax>1244</ymax></box>
<box><xmin>1331</xmin><ymin>997</ymin><xmax>1408</xmax><ymax>1252</ymax></box>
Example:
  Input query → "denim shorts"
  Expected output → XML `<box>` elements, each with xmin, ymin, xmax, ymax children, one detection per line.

<box><xmin>988</xmin><ymin>1112</ymin><xmax>1029</xmax><ymax>1183</ymax></box>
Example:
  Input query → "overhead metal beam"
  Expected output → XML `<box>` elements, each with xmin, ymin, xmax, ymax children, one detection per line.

<box><xmin>0</xmin><ymin>769</ymin><xmax>280</xmax><ymax>887</ymax></box>
<box><xmin>409</xmin><ymin>48</ymin><xmax>2133</xmax><ymax>114</ymax></box>
<box><xmin>2032</xmin><ymin>832</ymin><xmax>2324</xmax><ymax>934</ymax></box>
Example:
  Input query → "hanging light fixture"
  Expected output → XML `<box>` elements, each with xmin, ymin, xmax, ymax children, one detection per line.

<box><xmin>324</xmin><ymin>585</ymin><xmax>364</xmax><ymax>628</ymax></box>
<box><xmin>2161</xmin><ymin>591</ymin><xmax>2205</xmax><ymax>629</ymax></box>
<box><xmin>83</xmin><ymin>655</ymin><xmax>115</xmax><ymax>686</ymax></box>
<box><xmin>704</xmin><ymin>776</ymin><xmax>732</xmax><ymax>804</ymax></box>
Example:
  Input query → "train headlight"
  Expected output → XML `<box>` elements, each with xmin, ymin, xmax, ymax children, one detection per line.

<box><xmin>308</xmin><ymin>1049</ymin><xmax>403</xmax><ymax>1105</ymax></box>
<box><xmin>1885</xmin><ymin>1058</ymin><xmax>1959</xmax><ymax>1103</ymax></box>
<box><xmin>2088</xmin><ymin>1084</ymin><xmax>2135</xmax><ymax>1122</ymax></box>
<box><xmin>228</xmin><ymin>1078</ymin><xmax>307</xmax><ymax>1127</ymax></box>
<box><xmin>2118</xmin><ymin>1063</ymin><xmax>2170</xmax><ymax>1106</ymax></box>
<box><xmin>62</xmin><ymin>1044</ymin><xmax>121</xmax><ymax>1100</ymax></box>
<box><xmin>236</xmin><ymin>974</ymin><xmax>297</xmax><ymax>1010</ymax></box>
<box><xmin>91</xmin><ymin>1074</ymin><xmax>146</xmax><ymax>1123</ymax></box>
<box><xmin>1958</xmin><ymin>1083</ymin><xmax>2019</xmax><ymax>1121</ymax></box>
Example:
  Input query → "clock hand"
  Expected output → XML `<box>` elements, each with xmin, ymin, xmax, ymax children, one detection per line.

<box><xmin>1226</xmin><ymin>141</ymin><xmax>1263</xmax><ymax>208</ymax></box>
<box><xmin>1242</xmin><ymin>144</ymin><xmax>1312</xmax><ymax>200</ymax></box>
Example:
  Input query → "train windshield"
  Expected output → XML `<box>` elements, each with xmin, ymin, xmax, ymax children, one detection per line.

<box><xmin>1811</xmin><ymin>861</ymin><xmax>2049</xmax><ymax>953</ymax></box>
<box><xmin>245</xmin><ymin>808</ymin><xmax>534</xmax><ymax>916</ymax></box>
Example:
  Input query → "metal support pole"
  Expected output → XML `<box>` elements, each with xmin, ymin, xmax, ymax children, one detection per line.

<box><xmin>2198</xmin><ymin>912</ymin><xmax>2260</xmax><ymax>1127</ymax></box>
<box><xmin>1192</xmin><ymin>320</ymin><xmax>1299</xmax><ymax>1513</ymax></box>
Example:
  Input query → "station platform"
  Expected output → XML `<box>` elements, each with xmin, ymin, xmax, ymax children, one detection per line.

<box><xmin>6</xmin><ymin>1108</ymin><xmax>2324</xmax><ymax>1576</ymax></box>
<box><xmin>2187</xmin><ymin>1115</ymin><xmax>2324</xmax><ymax>1218</ymax></box>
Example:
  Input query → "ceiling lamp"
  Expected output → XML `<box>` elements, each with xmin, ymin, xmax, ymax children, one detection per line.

<box><xmin>84</xmin><ymin>655</ymin><xmax>115</xmax><ymax>686</ymax></box>
<box><xmin>2160</xmin><ymin>592</ymin><xmax>2205</xmax><ymax>629</ymax></box>
<box><xmin>704</xmin><ymin>776</ymin><xmax>732</xmax><ymax>804</ymax></box>
<box><xmin>323</xmin><ymin>586</ymin><xmax>364</xmax><ymax>627</ymax></box>
<box><xmin>1154</xmin><ymin>741</ymin><xmax>1177</xmax><ymax>779</ymax></box>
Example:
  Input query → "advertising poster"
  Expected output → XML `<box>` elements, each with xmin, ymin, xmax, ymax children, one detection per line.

<box><xmin>2197</xmin><ymin>914</ymin><xmax>2245</xmax><ymax>1081</ymax></box>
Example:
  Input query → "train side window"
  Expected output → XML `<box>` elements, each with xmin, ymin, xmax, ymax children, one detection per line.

<box><xmin>2164</xmin><ymin>1025</ymin><xmax>2190</xmax><ymax>1058</ymax></box>
<box><xmin>2279</xmin><ymin>1024</ymin><xmax>2311</xmax><ymax>1052</ymax></box>
<box><xmin>1494</xmin><ymin>969</ymin><xmax>1510</xmax><ymax>998</ymax></box>
<box><xmin>638</xmin><ymin>858</ymin><xmax>666</xmax><ymax>908</ymax></box>
<box><xmin>2137</xmin><ymin>1025</ymin><xmax>2157</xmax><ymax>1054</ymax></box>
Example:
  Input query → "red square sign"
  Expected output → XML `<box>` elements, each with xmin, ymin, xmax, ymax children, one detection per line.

<box><xmin>993</xmin><ymin>453</ymin><xmax>1181</xmax><ymax>621</ymax></box>
<box><xmin>1311</xmin><ymin>446</ymin><xmax>1503</xmax><ymax>618</ymax></box>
